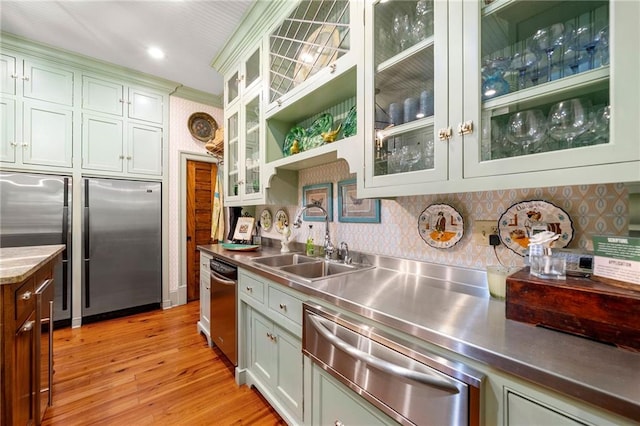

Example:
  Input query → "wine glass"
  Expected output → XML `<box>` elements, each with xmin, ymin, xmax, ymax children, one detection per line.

<box><xmin>575</xmin><ymin>22</ymin><xmax>606</xmax><ymax>70</ymax></box>
<box><xmin>510</xmin><ymin>47</ymin><xmax>538</xmax><ymax>91</ymax></box>
<box><xmin>596</xmin><ymin>25</ymin><xmax>609</xmax><ymax>66</ymax></box>
<box><xmin>589</xmin><ymin>105</ymin><xmax>611</xmax><ymax>145</ymax></box>
<box><xmin>412</xmin><ymin>0</ymin><xmax>434</xmax><ymax>41</ymax></box>
<box><xmin>400</xmin><ymin>145</ymin><xmax>422</xmax><ymax>172</ymax></box>
<box><xmin>547</xmin><ymin>98</ymin><xmax>592</xmax><ymax>149</ymax></box>
<box><xmin>530</xmin><ymin>23</ymin><xmax>566</xmax><ymax>82</ymax></box>
<box><xmin>506</xmin><ymin>110</ymin><xmax>547</xmax><ymax>155</ymax></box>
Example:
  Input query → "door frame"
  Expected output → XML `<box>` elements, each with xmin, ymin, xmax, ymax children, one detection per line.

<box><xmin>178</xmin><ymin>150</ymin><xmax>219</xmax><ymax>306</ymax></box>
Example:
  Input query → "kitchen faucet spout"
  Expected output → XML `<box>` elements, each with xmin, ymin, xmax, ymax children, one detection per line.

<box><xmin>293</xmin><ymin>204</ymin><xmax>334</xmax><ymax>259</ymax></box>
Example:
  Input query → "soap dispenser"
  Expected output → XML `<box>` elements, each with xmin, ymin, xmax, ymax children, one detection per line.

<box><xmin>306</xmin><ymin>225</ymin><xmax>315</xmax><ymax>256</ymax></box>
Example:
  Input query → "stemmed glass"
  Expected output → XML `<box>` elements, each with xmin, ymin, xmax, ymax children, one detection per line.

<box><xmin>400</xmin><ymin>145</ymin><xmax>422</xmax><ymax>171</ymax></box>
<box><xmin>506</xmin><ymin>110</ymin><xmax>547</xmax><ymax>155</ymax></box>
<box><xmin>575</xmin><ymin>22</ymin><xmax>606</xmax><ymax>70</ymax></box>
<box><xmin>530</xmin><ymin>23</ymin><xmax>566</xmax><ymax>82</ymax></box>
<box><xmin>589</xmin><ymin>105</ymin><xmax>611</xmax><ymax>145</ymax></box>
<box><xmin>547</xmin><ymin>98</ymin><xmax>592</xmax><ymax>149</ymax></box>
<box><xmin>510</xmin><ymin>47</ymin><xmax>538</xmax><ymax>91</ymax></box>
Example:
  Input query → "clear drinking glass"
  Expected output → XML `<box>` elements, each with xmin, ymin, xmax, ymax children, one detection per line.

<box><xmin>510</xmin><ymin>47</ymin><xmax>538</xmax><ymax>91</ymax></box>
<box><xmin>547</xmin><ymin>98</ymin><xmax>592</xmax><ymax>148</ymax></box>
<box><xmin>506</xmin><ymin>109</ymin><xmax>547</xmax><ymax>155</ymax></box>
<box><xmin>530</xmin><ymin>23</ymin><xmax>566</xmax><ymax>82</ymax></box>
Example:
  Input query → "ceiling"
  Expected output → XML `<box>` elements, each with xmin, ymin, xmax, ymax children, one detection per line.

<box><xmin>0</xmin><ymin>0</ymin><xmax>254</xmax><ymax>97</ymax></box>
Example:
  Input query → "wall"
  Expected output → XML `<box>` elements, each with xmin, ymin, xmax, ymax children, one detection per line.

<box><xmin>257</xmin><ymin>160</ymin><xmax>628</xmax><ymax>270</ymax></box>
<box><xmin>168</xmin><ymin>96</ymin><xmax>222</xmax><ymax>297</ymax></box>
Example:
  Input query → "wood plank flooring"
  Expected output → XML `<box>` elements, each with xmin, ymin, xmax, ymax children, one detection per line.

<box><xmin>43</xmin><ymin>302</ymin><xmax>286</xmax><ymax>426</ymax></box>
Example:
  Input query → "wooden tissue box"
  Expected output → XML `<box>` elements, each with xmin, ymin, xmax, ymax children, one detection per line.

<box><xmin>506</xmin><ymin>268</ymin><xmax>640</xmax><ymax>351</ymax></box>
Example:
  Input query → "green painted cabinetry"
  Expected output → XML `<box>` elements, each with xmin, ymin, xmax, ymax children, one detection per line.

<box><xmin>0</xmin><ymin>52</ymin><xmax>74</xmax><ymax>169</ymax></box>
<box><xmin>237</xmin><ymin>268</ymin><xmax>303</xmax><ymax>425</ymax></box>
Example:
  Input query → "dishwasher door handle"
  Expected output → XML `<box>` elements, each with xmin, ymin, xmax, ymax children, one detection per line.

<box><xmin>308</xmin><ymin>314</ymin><xmax>459</xmax><ymax>394</ymax></box>
<box><xmin>210</xmin><ymin>269</ymin><xmax>236</xmax><ymax>285</ymax></box>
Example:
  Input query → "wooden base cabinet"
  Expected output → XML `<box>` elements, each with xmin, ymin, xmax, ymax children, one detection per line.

<box><xmin>1</xmin><ymin>257</ymin><xmax>57</xmax><ymax>425</ymax></box>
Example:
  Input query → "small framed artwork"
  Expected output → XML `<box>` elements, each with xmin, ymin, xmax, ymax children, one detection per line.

<box><xmin>302</xmin><ymin>183</ymin><xmax>333</xmax><ymax>222</ymax></box>
<box><xmin>232</xmin><ymin>216</ymin><xmax>255</xmax><ymax>241</ymax></box>
<box><xmin>337</xmin><ymin>179</ymin><xmax>380</xmax><ymax>223</ymax></box>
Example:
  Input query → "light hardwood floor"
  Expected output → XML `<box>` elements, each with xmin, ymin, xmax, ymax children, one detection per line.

<box><xmin>43</xmin><ymin>302</ymin><xmax>286</xmax><ymax>426</ymax></box>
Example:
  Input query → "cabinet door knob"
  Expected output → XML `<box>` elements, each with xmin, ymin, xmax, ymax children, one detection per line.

<box><xmin>334</xmin><ymin>421</ymin><xmax>344</xmax><ymax>426</ymax></box>
<box><xmin>10</xmin><ymin>74</ymin><xmax>19</xmax><ymax>79</ymax></box>
<box><xmin>21</xmin><ymin>143</ymin><xmax>29</xmax><ymax>148</ymax></box>
<box><xmin>119</xmin><ymin>99</ymin><xmax>126</xmax><ymax>103</ymax></box>
<box><xmin>126</xmin><ymin>156</ymin><xmax>132</xmax><ymax>160</ymax></box>
<box><xmin>10</xmin><ymin>142</ymin><xmax>18</xmax><ymax>147</ymax></box>
<box><xmin>119</xmin><ymin>155</ymin><xmax>125</xmax><ymax>159</ymax></box>
<box><xmin>279</xmin><ymin>303</ymin><xmax>287</xmax><ymax>311</ymax></box>
<box><xmin>457</xmin><ymin>120</ymin><xmax>474</xmax><ymax>136</ymax></box>
<box><xmin>21</xmin><ymin>290</ymin><xmax>33</xmax><ymax>300</ymax></box>
<box><xmin>21</xmin><ymin>320</ymin><xmax>35</xmax><ymax>332</ymax></box>
<box><xmin>245</xmin><ymin>286</ymin><xmax>253</xmax><ymax>292</ymax></box>
<box><xmin>21</xmin><ymin>75</ymin><xmax>30</xmax><ymax>81</ymax></box>
<box><xmin>277</xmin><ymin>99</ymin><xmax>282</xmax><ymax>107</ymax></box>
<box><xmin>329</xmin><ymin>63</ymin><xmax>337</xmax><ymax>74</ymax></box>
<box><xmin>438</xmin><ymin>127</ymin><xmax>453</xmax><ymax>140</ymax></box>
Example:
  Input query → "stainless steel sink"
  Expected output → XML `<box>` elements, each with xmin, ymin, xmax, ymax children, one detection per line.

<box><xmin>252</xmin><ymin>253</ymin><xmax>317</xmax><ymax>267</ymax></box>
<box><xmin>251</xmin><ymin>253</ymin><xmax>374</xmax><ymax>281</ymax></box>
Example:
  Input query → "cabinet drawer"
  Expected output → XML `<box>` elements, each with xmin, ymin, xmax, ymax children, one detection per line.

<box><xmin>14</xmin><ymin>276</ymin><xmax>35</xmax><ymax>326</ymax></box>
<box><xmin>240</xmin><ymin>272</ymin><xmax>265</xmax><ymax>304</ymax></box>
<box><xmin>268</xmin><ymin>286</ymin><xmax>302</xmax><ymax>326</ymax></box>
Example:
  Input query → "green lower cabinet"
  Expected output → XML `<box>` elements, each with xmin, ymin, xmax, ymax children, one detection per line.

<box><xmin>506</xmin><ymin>390</ymin><xmax>588</xmax><ymax>426</ymax></box>
<box><xmin>246</xmin><ymin>304</ymin><xmax>303</xmax><ymax>424</ymax></box>
<box><xmin>307</xmin><ymin>361</ymin><xmax>396</xmax><ymax>426</ymax></box>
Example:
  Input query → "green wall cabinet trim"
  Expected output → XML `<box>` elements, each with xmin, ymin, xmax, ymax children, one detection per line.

<box><xmin>210</xmin><ymin>0</ymin><xmax>293</xmax><ymax>76</ymax></box>
<box><xmin>170</xmin><ymin>85</ymin><xmax>222</xmax><ymax>108</ymax></box>
<box><xmin>0</xmin><ymin>32</ymin><xmax>180</xmax><ymax>93</ymax></box>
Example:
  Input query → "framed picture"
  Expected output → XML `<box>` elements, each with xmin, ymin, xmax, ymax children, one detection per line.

<box><xmin>232</xmin><ymin>216</ymin><xmax>255</xmax><ymax>241</ymax></box>
<box><xmin>302</xmin><ymin>183</ymin><xmax>333</xmax><ymax>222</ymax></box>
<box><xmin>337</xmin><ymin>179</ymin><xmax>380</xmax><ymax>223</ymax></box>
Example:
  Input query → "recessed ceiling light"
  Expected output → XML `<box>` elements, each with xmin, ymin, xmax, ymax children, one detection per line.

<box><xmin>147</xmin><ymin>47</ymin><xmax>165</xmax><ymax>60</ymax></box>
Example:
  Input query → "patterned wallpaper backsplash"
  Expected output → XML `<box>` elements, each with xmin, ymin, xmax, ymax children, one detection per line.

<box><xmin>256</xmin><ymin>160</ymin><xmax>628</xmax><ymax>270</ymax></box>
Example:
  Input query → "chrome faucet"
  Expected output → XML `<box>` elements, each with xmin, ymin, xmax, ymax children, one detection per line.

<box><xmin>339</xmin><ymin>242</ymin><xmax>352</xmax><ymax>264</ymax></box>
<box><xmin>293</xmin><ymin>204</ymin><xmax>335</xmax><ymax>259</ymax></box>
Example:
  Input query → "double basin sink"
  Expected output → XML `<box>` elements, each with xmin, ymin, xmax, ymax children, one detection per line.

<box><xmin>252</xmin><ymin>253</ymin><xmax>374</xmax><ymax>282</ymax></box>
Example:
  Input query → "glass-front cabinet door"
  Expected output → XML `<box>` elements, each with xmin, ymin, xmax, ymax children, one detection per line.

<box><xmin>362</xmin><ymin>0</ymin><xmax>448</xmax><ymax>194</ymax></box>
<box><xmin>243</xmin><ymin>91</ymin><xmax>262</xmax><ymax>200</ymax></box>
<box><xmin>226</xmin><ymin>107</ymin><xmax>240</xmax><ymax>200</ymax></box>
<box><xmin>462</xmin><ymin>0</ymin><xmax>640</xmax><ymax>179</ymax></box>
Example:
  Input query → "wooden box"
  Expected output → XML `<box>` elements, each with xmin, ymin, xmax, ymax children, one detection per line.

<box><xmin>506</xmin><ymin>268</ymin><xmax>640</xmax><ymax>351</ymax></box>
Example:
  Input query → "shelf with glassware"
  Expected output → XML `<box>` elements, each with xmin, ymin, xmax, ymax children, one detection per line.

<box><xmin>461</xmin><ymin>0</ymin><xmax>640</xmax><ymax>185</ymax></box>
<box><xmin>360</xmin><ymin>0</ymin><xmax>449</xmax><ymax>197</ymax></box>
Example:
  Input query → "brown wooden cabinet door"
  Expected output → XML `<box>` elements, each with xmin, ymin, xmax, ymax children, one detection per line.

<box><xmin>14</xmin><ymin>312</ymin><xmax>36</xmax><ymax>426</ymax></box>
<box><xmin>186</xmin><ymin>160</ymin><xmax>217</xmax><ymax>302</ymax></box>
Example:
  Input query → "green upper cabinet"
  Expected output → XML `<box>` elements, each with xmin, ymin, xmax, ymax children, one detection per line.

<box><xmin>81</xmin><ymin>74</ymin><xmax>165</xmax><ymax>177</ymax></box>
<box><xmin>361</xmin><ymin>0</ymin><xmax>447</xmax><ymax>196</ymax></box>
<box><xmin>0</xmin><ymin>51</ymin><xmax>74</xmax><ymax>170</ymax></box>
<box><xmin>360</xmin><ymin>0</ymin><xmax>640</xmax><ymax>197</ymax></box>
<box><xmin>82</xmin><ymin>76</ymin><xmax>124</xmax><ymax>116</ymax></box>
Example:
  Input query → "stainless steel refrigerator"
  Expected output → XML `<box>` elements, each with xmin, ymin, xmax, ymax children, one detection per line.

<box><xmin>0</xmin><ymin>171</ymin><xmax>72</xmax><ymax>325</ymax></box>
<box><xmin>82</xmin><ymin>178</ymin><xmax>161</xmax><ymax>321</ymax></box>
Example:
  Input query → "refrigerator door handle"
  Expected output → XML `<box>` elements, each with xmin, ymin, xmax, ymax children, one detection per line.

<box><xmin>62</xmin><ymin>177</ymin><xmax>70</xmax><ymax>312</ymax></box>
<box><xmin>84</xmin><ymin>181</ymin><xmax>91</xmax><ymax>309</ymax></box>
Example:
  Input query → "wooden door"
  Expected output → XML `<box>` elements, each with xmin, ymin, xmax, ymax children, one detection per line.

<box><xmin>186</xmin><ymin>160</ymin><xmax>217</xmax><ymax>302</ymax></box>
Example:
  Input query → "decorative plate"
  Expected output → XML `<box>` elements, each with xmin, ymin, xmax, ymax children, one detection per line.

<box><xmin>418</xmin><ymin>204</ymin><xmax>464</xmax><ymax>249</ymax></box>
<box><xmin>188</xmin><ymin>112</ymin><xmax>218</xmax><ymax>142</ymax></box>
<box><xmin>293</xmin><ymin>24</ymin><xmax>340</xmax><ymax>85</ymax></box>
<box><xmin>260</xmin><ymin>209</ymin><xmax>273</xmax><ymax>231</ymax></box>
<box><xmin>283</xmin><ymin>126</ymin><xmax>306</xmax><ymax>156</ymax></box>
<box><xmin>274</xmin><ymin>209</ymin><xmax>289</xmax><ymax>234</ymax></box>
<box><xmin>304</xmin><ymin>113</ymin><xmax>333</xmax><ymax>150</ymax></box>
<box><xmin>341</xmin><ymin>105</ymin><xmax>357</xmax><ymax>138</ymax></box>
<box><xmin>221</xmin><ymin>243</ymin><xmax>260</xmax><ymax>252</ymax></box>
<box><xmin>498</xmin><ymin>200</ymin><xmax>574</xmax><ymax>256</ymax></box>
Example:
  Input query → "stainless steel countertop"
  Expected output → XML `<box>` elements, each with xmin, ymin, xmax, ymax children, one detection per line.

<box><xmin>198</xmin><ymin>243</ymin><xmax>640</xmax><ymax>422</ymax></box>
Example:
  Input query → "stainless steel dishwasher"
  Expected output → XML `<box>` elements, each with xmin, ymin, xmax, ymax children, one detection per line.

<box><xmin>303</xmin><ymin>303</ymin><xmax>484</xmax><ymax>426</ymax></box>
<box><xmin>209</xmin><ymin>257</ymin><xmax>238</xmax><ymax>366</ymax></box>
